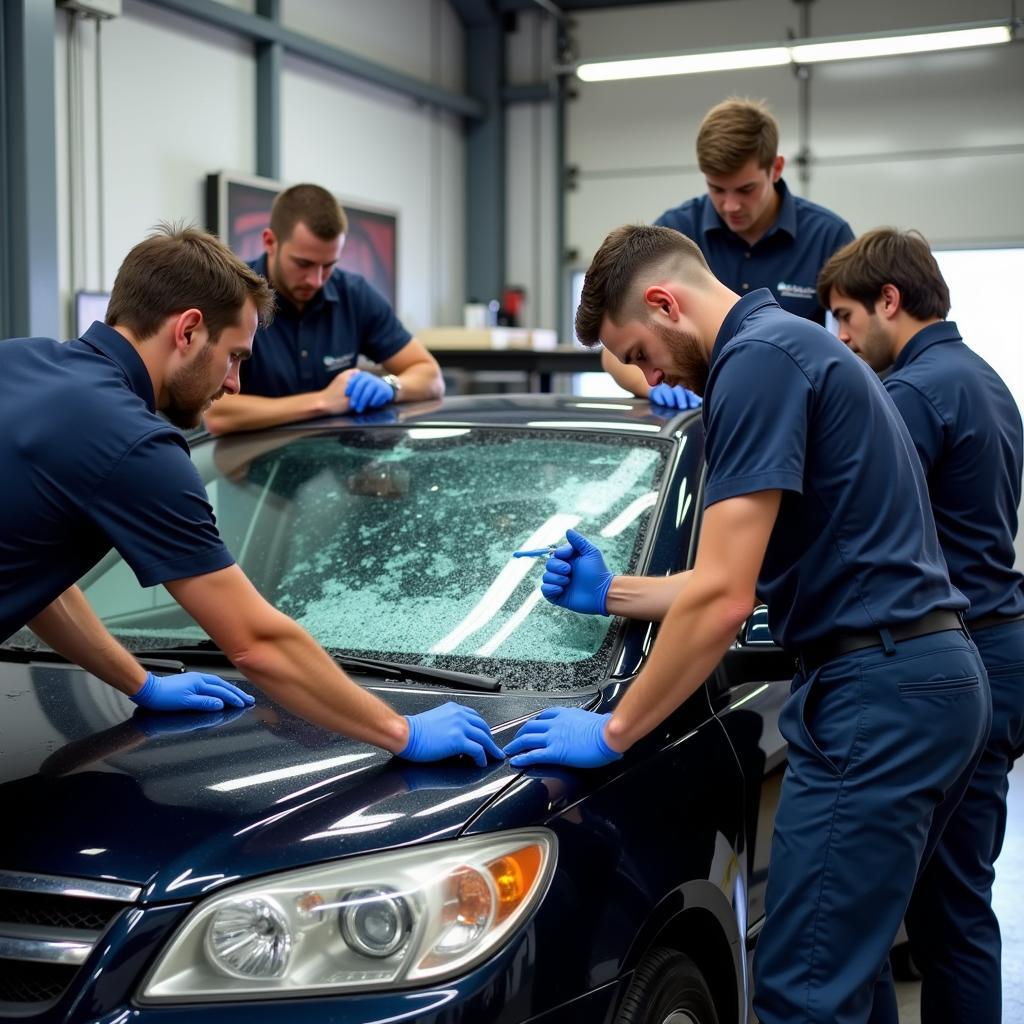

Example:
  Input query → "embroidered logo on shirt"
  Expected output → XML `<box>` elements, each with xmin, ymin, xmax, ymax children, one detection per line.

<box><xmin>776</xmin><ymin>281</ymin><xmax>816</xmax><ymax>299</ymax></box>
<box><xmin>323</xmin><ymin>354</ymin><xmax>356</xmax><ymax>373</ymax></box>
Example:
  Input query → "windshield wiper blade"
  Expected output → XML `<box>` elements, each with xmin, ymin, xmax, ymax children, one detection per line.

<box><xmin>124</xmin><ymin>644</ymin><xmax>500</xmax><ymax>692</ymax></box>
<box><xmin>330</xmin><ymin>654</ymin><xmax>500</xmax><ymax>693</ymax></box>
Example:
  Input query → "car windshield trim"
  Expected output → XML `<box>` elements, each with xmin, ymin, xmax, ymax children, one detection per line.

<box><xmin>39</xmin><ymin>425</ymin><xmax>680</xmax><ymax>693</ymax></box>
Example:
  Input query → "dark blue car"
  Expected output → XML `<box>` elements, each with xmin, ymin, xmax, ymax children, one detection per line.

<box><xmin>0</xmin><ymin>396</ymin><xmax>790</xmax><ymax>1024</ymax></box>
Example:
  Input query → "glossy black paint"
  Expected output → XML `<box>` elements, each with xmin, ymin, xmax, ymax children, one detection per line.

<box><xmin>0</xmin><ymin>396</ymin><xmax>790</xmax><ymax>1024</ymax></box>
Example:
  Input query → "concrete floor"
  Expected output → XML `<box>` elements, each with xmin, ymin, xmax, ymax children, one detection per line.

<box><xmin>897</xmin><ymin>757</ymin><xmax>1024</xmax><ymax>1023</ymax></box>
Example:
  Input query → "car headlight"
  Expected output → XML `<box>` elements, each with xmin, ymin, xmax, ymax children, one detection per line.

<box><xmin>138</xmin><ymin>830</ymin><xmax>555</xmax><ymax>1002</ymax></box>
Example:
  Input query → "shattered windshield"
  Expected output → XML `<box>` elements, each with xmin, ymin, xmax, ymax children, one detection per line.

<box><xmin>75</xmin><ymin>426</ymin><xmax>671</xmax><ymax>691</ymax></box>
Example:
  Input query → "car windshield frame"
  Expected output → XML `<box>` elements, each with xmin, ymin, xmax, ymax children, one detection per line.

<box><xmin>9</xmin><ymin>423</ymin><xmax>685</xmax><ymax>693</ymax></box>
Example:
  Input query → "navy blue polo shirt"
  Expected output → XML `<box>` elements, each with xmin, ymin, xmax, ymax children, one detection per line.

<box><xmin>655</xmin><ymin>179</ymin><xmax>854</xmax><ymax>324</ymax></box>
<box><xmin>0</xmin><ymin>323</ymin><xmax>234</xmax><ymax>641</ymax></box>
<box><xmin>884</xmin><ymin>321</ymin><xmax>1024</xmax><ymax>621</ymax></box>
<box><xmin>702</xmin><ymin>290</ymin><xmax>964</xmax><ymax>649</ymax></box>
<box><xmin>243</xmin><ymin>255</ymin><xmax>412</xmax><ymax>398</ymax></box>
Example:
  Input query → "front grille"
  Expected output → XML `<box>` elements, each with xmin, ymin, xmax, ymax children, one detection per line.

<box><xmin>0</xmin><ymin>960</ymin><xmax>78</xmax><ymax>1003</ymax></box>
<box><xmin>0</xmin><ymin>871</ymin><xmax>140</xmax><ymax>1010</ymax></box>
<box><xmin>0</xmin><ymin>890</ymin><xmax>125</xmax><ymax>932</ymax></box>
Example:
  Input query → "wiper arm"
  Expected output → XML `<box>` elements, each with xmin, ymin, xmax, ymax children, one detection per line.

<box><xmin>330</xmin><ymin>654</ymin><xmax>500</xmax><ymax>693</ymax></box>
<box><xmin>128</xmin><ymin>641</ymin><xmax>231</xmax><ymax>670</ymax></box>
<box><xmin>0</xmin><ymin>646</ymin><xmax>191</xmax><ymax>675</ymax></box>
<box><xmin>128</xmin><ymin>644</ymin><xmax>501</xmax><ymax>692</ymax></box>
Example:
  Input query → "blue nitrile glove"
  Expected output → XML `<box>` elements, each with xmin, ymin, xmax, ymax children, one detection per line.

<box><xmin>649</xmin><ymin>382</ymin><xmax>702</xmax><ymax>409</ymax></box>
<box><xmin>130</xmin><ymin>671</ymin><xmax>255</xmax><ymax>712</ymax></box>
<box><xmin>504</xmin><ymin>707</ymin><xmax>622</xmax><ymax>768</ymax></box>
<box><xmin>541</xmin><ymin>528</ymin><xmax>614</xmax><ymax>615</ymax></box>
<box><xmin>400</xmin><ymin>701</ymin><xmax>505</xmax><ymax>767</ymax></box>
<box><xmin>345</xmin><ymin>371</ymin><xmax>396</xmax><ymax>414</ymax></box>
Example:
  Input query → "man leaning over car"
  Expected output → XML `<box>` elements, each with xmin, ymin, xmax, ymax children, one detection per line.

<box><xmin>506</xmin><ymin>225</ymin><xmax>990</xmax><ymax>1023</ymax></box>
<box><xmin>0</xmin><ymin>225</ymin><xmax>501</xmax><ymax>768</ymax></box>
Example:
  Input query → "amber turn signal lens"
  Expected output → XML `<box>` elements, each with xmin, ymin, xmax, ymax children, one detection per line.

<box><xmin>488</xmin><ymin>843</ymin><xmax>543</xmax><ymax>924</ymax></box>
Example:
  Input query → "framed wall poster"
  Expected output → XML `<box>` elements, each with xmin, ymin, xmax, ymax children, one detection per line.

<box><xmin>205</xmin><ymin>172</ymin><xmax>398</xmax><ymax>308</ymax></box>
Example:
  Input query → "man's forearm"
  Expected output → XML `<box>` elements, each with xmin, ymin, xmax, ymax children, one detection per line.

<box><xmin>27</xmin><ymin>587</ymin><xmax>147</xmax><ymax>695</ymax></box>
<box><xmin>605</xmin><ymin>570</ymin><xmax>693</xmax><ymax>621</ymax></box>
<box><xmin>394</xmin><ymin>361</ymin><xmax>445</xmax><ymax>404</ymax></box>
<box><xmin>223</xmin><ymin>614</ymin><xmax>409</xmax><ymax>752</ymax></box>
<box><xmin>204</xmin><ymin>392</ymin><xmax>328</xmax><ymax>435</ymax></box>
<box><xmin>601</xmin><ymin>348</ymin><xmax>650</xmax><ymax>398</ymax></box>
<box><xmin>605</xmin><ymin>578</ymin><xmax>750</xmax><ymax>751</ymax></box>
<box><xmin>167</xmin><ymin>568</ymin><xmax>410</xmax><ymax>751</ymax></box>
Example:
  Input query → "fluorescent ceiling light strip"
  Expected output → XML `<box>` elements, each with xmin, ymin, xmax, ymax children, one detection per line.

<box><xmin>577</xmin><ymin>47</ymin><xmax>789</xmax><ymax>81</ymax></box>
<box><xmin>576</xmin><ymin>22</ymin><xmax>1012</xmax><ymax>82</ymax></box>
<box><xmin>791</xmin><ymin>25</ymin><xmax>1011</xmax><ymax>63</ymax></box>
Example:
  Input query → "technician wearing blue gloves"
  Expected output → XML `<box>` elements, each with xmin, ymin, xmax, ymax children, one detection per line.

<box><xmin>508</xmin><ymin>225</ymin><xmax>990</xmax><ymax>1023</ymax></box>
<box><xmin>601</xmin><ymin>98</ymin><xmax>852</xmax><ymax>406</ymax></box>
<box><xmin>204</xmin><ymin>183</ymin><xmax>444</xmax><ymax>435</ymax></box>
<box><xmin>820</xmin><ymin>228</ymin><xmax>1024</xmax><ymax>1023</ymax></box>
<box><xmin>1</xmin><ymin>226</ymin><xmax>501</xmax><ymax>767</ymax></box>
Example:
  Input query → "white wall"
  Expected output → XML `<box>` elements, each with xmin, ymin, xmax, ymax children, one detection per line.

<box><xmin>505</xmin><ymin>0</ymin><xmax>1024</xmax><ymax>334</ymax></box>
<box><xmin>54</xmin><ymin>0</ymin><xmax>465</xmax><ymax>337</ymax></box>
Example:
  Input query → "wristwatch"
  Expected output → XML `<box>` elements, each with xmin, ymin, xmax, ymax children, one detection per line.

<box><xmin>381</xmin><ymin>373</ymin><xmax>402</xmax><ymax>397</ymax></box>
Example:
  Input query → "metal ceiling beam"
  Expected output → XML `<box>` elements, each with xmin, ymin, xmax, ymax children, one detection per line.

<box><xmin>146</xmin><ymin>0</ymin><xmax>485</xmax><ymax>120</ymax></box>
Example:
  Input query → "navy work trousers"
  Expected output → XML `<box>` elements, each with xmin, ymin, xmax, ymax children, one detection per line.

<box><xmin>905</xmin><ymin>619</ymin><xmax>1024</xmax><ymax>1023</ymax></box>
<box><xmin>752</xmin><ymin>628</ymin><xmax>991</xmax><ymax>1024</ymax></box>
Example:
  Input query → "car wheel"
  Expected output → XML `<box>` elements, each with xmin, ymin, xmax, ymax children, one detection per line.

<box><xmin>617</xmin><ymin>947</ymin><xmax>720</xmax><ymax>1024</ymax></box>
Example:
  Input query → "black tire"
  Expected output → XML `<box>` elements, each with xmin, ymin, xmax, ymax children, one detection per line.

<box><xmin>617</xmin><ymin>947</ymin><xmax>721</xmax><ymax>1024</ymax></box>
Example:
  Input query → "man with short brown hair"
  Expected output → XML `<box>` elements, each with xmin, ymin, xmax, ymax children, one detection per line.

<box><xmin>603</xmin><ymin>97</ymin><xmax>854</xmax><ymax>402</ymax></box>
<box><xmin>821</xmin><ymin>228</ymin><xmax>1024</xmax><ymax>1023</ymax></box>
<box><xmin>0</xmin><ymin>226</ymin><xmax>501</xmax><ymax>766</ymax></box>
<box><xmin>511</xmin><ymin>223</ymin><xmax>989</xmax><ymax>1022</ymax></box>
<box><xmin>205</xmin><ymin>183</ymin><xmax>444</xmax><ymax>435</ymax></box>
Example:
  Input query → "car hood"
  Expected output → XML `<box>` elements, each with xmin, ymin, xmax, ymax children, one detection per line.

<box><xmin>0</xmin><ymin>660</ymin><xmax>592</xmax><ymax>902</ymax></box>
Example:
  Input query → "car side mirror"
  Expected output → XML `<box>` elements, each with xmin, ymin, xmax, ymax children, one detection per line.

<box><xmin>739</xmin><ymin>604</ymin><xmax>776</xmax><ymax>646</ymax></box>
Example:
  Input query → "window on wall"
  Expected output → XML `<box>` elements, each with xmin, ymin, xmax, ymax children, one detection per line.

<box><xmin>570</xmin><ymin>249</ymin><xmax>1024</xmax><ymax>407</ymax></box>
<box><xmin>933</xmin><ymin>248</ymin><xmax>1024</xmax><ymax>414</ymax></box>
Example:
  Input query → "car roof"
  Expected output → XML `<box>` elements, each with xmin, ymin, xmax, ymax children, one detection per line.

<box><xmin>196</xmin><ymin>394</ymin><xmax>700</xmax><ymax>443</ymax></box>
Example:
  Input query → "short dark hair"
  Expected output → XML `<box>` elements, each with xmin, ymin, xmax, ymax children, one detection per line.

<box><xmin>269</xmin><ymin>183</ymin><xmax>348</xmax><ymax>242</ymax></box>
<box><xmin>697</xmin><ymin>97</ymin><xmax>778</xmax><ymax>176</ymax></box>
<box><xmin>817</xmin><ymin>228</ymin><xmax>951</xmax><ymax>320</ymax></box>
<box><xmin>106</xmin><ymin>224</ymin><xmax>275</xmax><ymax>342</ymax></box>
<box><xmin>575</xmin><ymin>225</ymin><xmax>711</xmax><ymax>347</ymax></box>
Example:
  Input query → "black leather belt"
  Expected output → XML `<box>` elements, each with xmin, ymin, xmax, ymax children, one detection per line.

<box><xmin>796</xmin><ymin>610</ymin><xmax>964</xmax><ymax>674</ymax></box>
<box><xmin>967</xmin><ymin>610</ymin><xmax>1024</xmax><ymax>633</ymax></box>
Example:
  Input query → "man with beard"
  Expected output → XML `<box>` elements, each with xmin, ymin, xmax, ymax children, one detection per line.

<box><xmin>0</xmin><ymin>226</ymin><xmax>503</xmax><ymax>767</ymax></box>
<box><xmin>204</xmin><ymin>183</ymin><xmax>444</xmax><ymax>435</ymax></box>
<box><xmin>505</xmin><ymin>224</ymin><xmax>990</xmax><ymax>1022</ymax></box>
<box><xmin>602</xmin><ymin>98</ymin><xmax>853</xmax><ymax>408</ymax></box>
<box><xmin>819</xmin><ymin>228</ymin><xmax>1024</xmax><ymax>1023</ymax></box>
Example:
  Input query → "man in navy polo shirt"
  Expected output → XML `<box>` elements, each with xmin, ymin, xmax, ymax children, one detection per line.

<box><xmin>204</xmin><ymin>183</ymin><xmax>444</xmax><ymax>435</ymax></box>
<box><xmin>0</xmin><ymin>226</ymin><xmax>501</xmax><ymax>767</ymax></box>
<box><xmin>821</xmin><ymin>228</ymin><xmax>1024</xmax><ymax>1023</ymax></box>
<box><xmin>506</xmin><ymin>225</ymin><xmax>990</xmax><ymax>1022</ymax></box>
<box><xmin>603</xmin><ymin>98</ymin><xmax>853</xmax><ymax>406</ymax></box>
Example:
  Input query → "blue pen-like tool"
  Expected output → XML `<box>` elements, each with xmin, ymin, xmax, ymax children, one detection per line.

<box><xmin>512</xmin><ymin>544</ymin><xmax>558</xmax><ymax>559</ymax></box>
